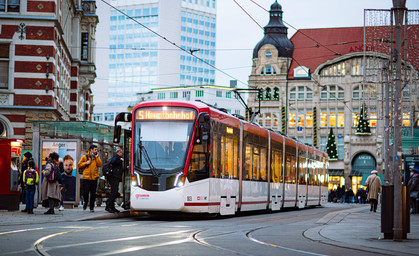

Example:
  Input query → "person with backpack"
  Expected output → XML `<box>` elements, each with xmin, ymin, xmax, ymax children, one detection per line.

<box><xmin>105</xmin><ymin>148</ymin><xmax>124</xmax><ymax>213</ymax></box>
<box><xmin>41</xmin><ymin>152</ymin><xmax>61</xmax><ymax>215</ymax></box>
<box><xmin>78</xmin><ymin>145</ymin><xmax>102</xmax><ymax>212</ymax></box>
<box><xmin>22</xmin><ymin>160</ymin><xmax>38</xmax><ymax>214</ymax></box>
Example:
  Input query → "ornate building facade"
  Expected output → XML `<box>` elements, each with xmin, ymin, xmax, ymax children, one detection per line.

<box><xmin>248</xmin><ymin>1</ymin><xmax>419</xmax><ymax>190</ymax></box>
<box><xmin>0</xmin><ymin>0</ymin><xmax>98</xmax><ymax>150</ymax></box>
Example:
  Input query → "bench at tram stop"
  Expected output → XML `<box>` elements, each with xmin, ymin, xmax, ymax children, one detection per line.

<box><xmin>94</xmin><ymin>178</ymin><xmax>123</xmax><ymax>207</ymax></box>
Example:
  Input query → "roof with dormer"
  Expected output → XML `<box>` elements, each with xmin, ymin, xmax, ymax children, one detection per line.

<box><xmin>288</xmin><ymin>25</ymin><xmax>419</xmax><ymax>79</ymax></box>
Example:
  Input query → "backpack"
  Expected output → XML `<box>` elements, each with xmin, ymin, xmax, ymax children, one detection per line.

<box><xmin>78</xmin><ymin>154</ymin><xmax>89</xmax><ymax>174</ymax></box>
<box><xmin>102</xmin><ymin>160</ymin><xmax>113</xmax><ymax>177</ymax></box>
<box><xmin>24</xmin><ymin>169</ymin><xmax>37</xmax><ymax>186</ymax></box>
<box><xmin>47</xmin><ymin>162</ymin><xmax>59</xmax><ymax>183</ymax></box>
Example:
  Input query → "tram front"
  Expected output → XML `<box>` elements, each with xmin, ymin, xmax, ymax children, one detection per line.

<box><xmin>130</xmin><ymin>105</ymin><xmax>197</xmax><ymax>211</ymax></box>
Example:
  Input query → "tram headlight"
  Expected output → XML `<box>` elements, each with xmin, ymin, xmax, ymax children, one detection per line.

<box><xmin>174</xmin><ymin>172</ymin><xmax>186</xmax><ymax>187</ymax></box>
<box><xmin>131</xmin><ymin>171</ymin><xmax>141</xmax><ymax>187</ymax></box>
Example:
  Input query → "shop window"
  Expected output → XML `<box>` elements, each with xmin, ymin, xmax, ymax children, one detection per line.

<box><xmin>320</xmin><ymin>110</ymin><xmax>327</xmax><ymax>127</ymax></box>
<box><xmin>306</xmin><ymin>112</ymin><xmax>313</xmax><ymax>127</ymax></box>
<box><xmin>337</xmin><ymin>110</ymin><xmax>345</xmax><ymax>127</ymax></box>
<box><xmin>403</xmin><ymin>109</ymin><xmax>411</xmax><ymax>127</ymax></box>
<box><xmin>369</xmin><ymin>108</ymin><xmax>377</xmax><ymax>127</ymax></box>
<box><xmin>289</xmin><ymin>111</ymin><xmax>296</xmax><ymax>127</ymax></box>
<box><xmin>352</xmin><ymin>109</ymin><xmax>359</xmax><ymax>127</ymax></box>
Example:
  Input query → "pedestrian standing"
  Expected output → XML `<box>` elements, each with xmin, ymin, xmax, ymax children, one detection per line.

<box><xmin>106</xmin><ymin>148</ymin><xmax>124</xmax><ymax>213</ymax></box>
<box><xmin>365</xmin><ymin>170</ymin><xmax>382</xmax><ymax>212</ymax></box>
<box><xmin>78</xmin><ymin>145</ymin><xmax>102</xmax><ymax>212</ymax></box>
<box><xmin>23</xmin><ymin>160</ymin><xmax>38</xmax><ymax>214</ymax></box>
<box><xmin>408</xmin><ymin>168</ymin><xmax>419</xmax><ymax>214</ymax></box>
<box><xmin>41</xmin><ymin>152</ymin><xmax>61</xmax><ymax>214</ymax></box>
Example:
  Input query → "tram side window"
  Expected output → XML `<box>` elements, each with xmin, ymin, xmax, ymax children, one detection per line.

<box><xmin>271</xmin><ymin>149</ymin><xmax>283</xmax><ymax>183</ymax></box>
<box><xmin>188</xmin><ymin>143</ymin><xmax>209</xmax><ymax>182</ymax></box>
<box><xmin>321</xmin><ymin>164</ymin><xmax>328</xmax><ymax>187</ymax></box>
<box><xmin>298</xmin><ymin>156</ymin><xmax>306</xmax><ymax>185</ymax></box>
<box><xmin>260</xmin><ymin>147</ymin><xmax>267</xmax><ymax>181</ymax></box>
<box><xmin>220</xmin><ymin>135</ymin><xmax>238</xmax><ymax>179</ymax></box>
<box><xmin>284</xmin><ymin>154</ymin><xmax>296</xmax><ymax>184</ymax></box>
<box><xmin>252</xmin><ymin>146</ymin><xmax>260</xmax><ymax>181</ymax></box>
<box><xmin>313</xmin><ymin>166</ymin><xmax>319</xmax><ymax>186</ymax></box>
<box><xmin>307</xmin><ymin>160</ymin><xmax>313</xmax><ymax>185</ymax></box>
<box><xmin>245</xmin><ymin>144</ymin><xmax>252</xmax><ymax>180</ymax></box>
<box><xmin>211</xmin><ymin>129</ymin><xmax>220</xmax><ymax>178</ymax></box>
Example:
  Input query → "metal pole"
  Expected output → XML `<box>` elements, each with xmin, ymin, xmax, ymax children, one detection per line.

<box><xmin>383</xmin><ymin>60</ymin><xmax>390</xmax><ymax>185</ymax></box>
<box><xmin>391</xmin><ymin>0</ymin><xmax>406</xmax><ymax>242</ymax></box>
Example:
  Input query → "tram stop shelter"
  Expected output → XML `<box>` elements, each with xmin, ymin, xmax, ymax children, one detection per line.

<box><xmin>30</xmin><ymin>121</ymin><xmax>130</xmax><ymax>208</ymax></box>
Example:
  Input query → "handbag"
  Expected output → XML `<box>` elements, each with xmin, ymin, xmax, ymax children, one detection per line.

<box><xmin>411</xmin><ymin>191</ymin><xmax>419</xmax><ymax>198</ymax></box>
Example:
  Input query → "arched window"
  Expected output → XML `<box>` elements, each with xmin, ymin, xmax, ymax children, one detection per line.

<box><xmin>273</xmin><ymin>87</ymin><xmax>279</xmax><ymax>100</ymax></box>
<box><xmin>260</xmin><ymin>66</ymin><xmax>276</xmax><ymax>76</ymax></box>
<box><xmin>265</xmin><ymin>88</ymin><xmax>272</xmax><ymax>100</ymax></box>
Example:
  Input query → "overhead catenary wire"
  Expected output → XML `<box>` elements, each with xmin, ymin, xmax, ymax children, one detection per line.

<box><xmin>100</xmin><ymin>0</ymin><xmax>248</xmax><ymax>87</ymax></box>
<box><xmin>233</xmin><ymin>0</ymin><xmax>353</xmax><ymax>113</ymax></box>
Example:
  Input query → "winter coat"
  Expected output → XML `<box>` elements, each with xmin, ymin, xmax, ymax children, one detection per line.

<box><xmin>408</xmin><ymin>174</ymin><xmax>419</xmax><ymax>192</ymax></box>
<box><xmin>78</xmin><ymin>153</ymin><xmax>102</xmax><ymax>181</ymax></box>
<box><xmin>366</xmin><ymin>174</ymin><xmax>382</xmax><ymax>200</ymax></box>
<box><xmin>110</xmin><ymin>154</ymin><xmax>124</xmax><ymax>180</ymax></box>
<box><xmin>41</xmin><ymin>162</ymin><xmax>61</xmax><ymax>201</ymax></box>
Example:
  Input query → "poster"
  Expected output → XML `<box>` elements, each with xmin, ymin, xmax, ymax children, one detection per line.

<box><xmin>41</xmin><ymin>139</ymin><xmax>80</xmax><ymax>203</ymax></box>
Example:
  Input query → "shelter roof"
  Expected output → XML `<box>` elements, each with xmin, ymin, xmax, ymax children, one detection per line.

<box><xmin>32</xmin><ymin>121</ymin><xmax>125</xmax><ymax>144</ymax></box>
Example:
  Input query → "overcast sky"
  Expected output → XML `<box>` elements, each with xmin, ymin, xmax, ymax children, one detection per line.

<box><xmin>92</xmin><ymin>0</ymin><xmax>419</xmax><ymax>104</ymax></box>
<box><xmin>215</xmin><ymin>0</ymin><xmax>419</xmax><ymax>88</ymax></box>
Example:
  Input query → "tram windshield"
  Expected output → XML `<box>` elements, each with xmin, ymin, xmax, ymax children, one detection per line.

<box><xmin>133</xmin><ymin>106</ymin><xmax>196</xmax><ymax>174</ymax></box>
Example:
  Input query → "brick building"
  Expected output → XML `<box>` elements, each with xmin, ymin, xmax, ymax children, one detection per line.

<box><xmin>0</xmin><ymin>0</ymin><xmax>98</xmax><ymax>150</ymax></box>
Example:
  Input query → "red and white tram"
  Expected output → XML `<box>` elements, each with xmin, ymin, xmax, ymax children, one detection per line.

<box><xmin>114</xmin><ymin>100</ymin><xmax>328</xmax><ymax>215</ymax></box>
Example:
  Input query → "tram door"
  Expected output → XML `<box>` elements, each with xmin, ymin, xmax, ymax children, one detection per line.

<box><xmin>122</xmin><ymin>129</ymin><xmax>131</xmax><ymax>210</ymax></box>
<box><xmin>297</xmin><ymin>150</ymin><xmax>308</xmax><ymax>209</ymax></box>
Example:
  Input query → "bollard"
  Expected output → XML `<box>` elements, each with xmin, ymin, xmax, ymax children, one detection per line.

<box><xmin>381</xmin><ymin>185</ymin><xmax>394</xmax><ymax>239</ymax></box>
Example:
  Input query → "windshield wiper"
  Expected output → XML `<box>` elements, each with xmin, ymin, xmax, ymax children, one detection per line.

<box><xmin>140</xmin><ymin>143</ymin><xmax>159</xmax><ymax>177</ymax></box>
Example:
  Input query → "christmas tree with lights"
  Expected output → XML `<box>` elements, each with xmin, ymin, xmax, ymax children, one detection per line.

<box><xmin>326</xmin><ymin>128</ymin><xmax>338</xmax><ymax>160</ymax></box>
<box><xmin>355</xmin><ymin>103</ymin><xmax>371</xmax><ymax>135</ymax></box>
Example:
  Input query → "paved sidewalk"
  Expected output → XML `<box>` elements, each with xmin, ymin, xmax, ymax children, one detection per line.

<box><xmin>305</xmin><ymin>204</ymin><xmax>419</xmax><ymax>256</ymax></box>
<box><xmin>0</xmin><ymin>204</ymin><xmax>128</xmax><ymax>226</ymax></box>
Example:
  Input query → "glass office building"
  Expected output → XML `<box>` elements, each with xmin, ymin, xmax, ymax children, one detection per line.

<box><xmin>101</xmin><ymin>0</ymin><xmax>216</xmax><ymax>113</ymax></box>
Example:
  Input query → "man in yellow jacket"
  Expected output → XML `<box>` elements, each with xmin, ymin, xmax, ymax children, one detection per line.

<box><xmin>78</xmin><ymin>145</ymin><xmax>103</xmax><ymax>212</ymax></box>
